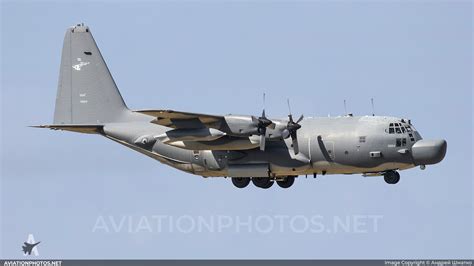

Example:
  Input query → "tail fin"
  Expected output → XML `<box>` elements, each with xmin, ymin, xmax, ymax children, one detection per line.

<box><xmin>54</xmin><ymin>23</ymin><xmax>128</xmax><ymax>124</ymax></box>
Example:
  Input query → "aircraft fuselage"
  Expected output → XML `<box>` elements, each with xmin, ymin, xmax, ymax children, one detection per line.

<box><xmin>102</xmin><ymin>112</ymin><xmax>446</xmax><ymax>179</ymax></box>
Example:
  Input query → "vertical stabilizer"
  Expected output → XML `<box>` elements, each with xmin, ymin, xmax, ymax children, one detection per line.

<box><xmin>54</xmin><ymin>24</ymin><xmax>128</xmax><ymax>124</ymax></box>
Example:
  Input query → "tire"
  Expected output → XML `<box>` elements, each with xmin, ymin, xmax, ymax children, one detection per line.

<box><xmin>252</xmin><ymin>177</ymin><xmax>273</xmax><ymax>189</ymax></box>
<box><xmin>277</xmin><ymin>176</ymin><xmax>295</xmax><ymax>188</ymax></box>
<box><xmin>231</xmin><ymin>177</ymin><xmax>251</xmax><ymax>188</ymax></box>
<box><xmin>384</xmin><ymin>171</ymin><xmax>400</xmax><ymax>184</ymax></box>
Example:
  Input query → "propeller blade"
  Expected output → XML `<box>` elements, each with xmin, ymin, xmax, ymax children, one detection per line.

<box><xmin>284</xmin><ymin>98</ymin><xmax>302</xmax><ymax>154</ymax></box>
<box><xmin>288</xmin><ymin>114</ymin><xmax>294</xmax><ymax>123</ymax></box>
<box><xmin>260</xmin><ymin>134</ymin><xmax>266</xmax><ymax>151</ymax></box>
<box><xmin>287</xmin><ymin>98</ymin><xmax>292</xmax><ymax>116</ymax></box>
<box><xmin>254</xmin><ymin>93</ymin><xmax>275</xmax><ymax>135</ymax></box>
<box><xmin>261</xmin><ymin>93</ymin><xmax>267</xmax><ymax>119</ymax></box>
<box><xmin>292</xmin><ymin>136</ymin><xmax>299</xmax><ymax>154</ymax></box>
<box><xmin>251</xmin><ymin>115</ymin><xmax>259</xmax><ymax>124</ymax></box>
<box><xmin>296</xmin><ymin>114</ymin><xmax>304</xmax><ymax>124</ymax></box>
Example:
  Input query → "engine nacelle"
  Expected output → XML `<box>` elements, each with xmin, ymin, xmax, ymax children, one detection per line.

<box><xmin>166</xmin><ymin>135</ymin><xmax>260</xmax><ymax>151</ymax></box>
<box><xmin>223</xmin><ymin>115</ymin><xmax>288</xmax><ymax>139</ymax></box>
<box><xmin>156</xmin><ymin>128</ymin><xmax>226</xmax><ymax>143</ymax></box>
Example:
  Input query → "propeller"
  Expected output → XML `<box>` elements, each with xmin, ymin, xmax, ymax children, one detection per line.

<box><xmin>251</xmin><ymin>93</ymin><xmax>275</xmax><ymax>151</ymax></box>
<box><xmin>284</xmin><ymin>99</ymin><xmax>304</xmax><ymax>154</ymax></box>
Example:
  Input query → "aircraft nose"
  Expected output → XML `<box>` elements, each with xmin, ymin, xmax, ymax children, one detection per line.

<box><xmin>411</xmin><ymin>139</ymin><xmax>447</xmax><ymax>165</ymax></box>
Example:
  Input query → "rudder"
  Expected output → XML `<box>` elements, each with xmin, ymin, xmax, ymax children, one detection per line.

<box><xmin>54</xmin><ymin>23</ymin><xmax>128</xmax><ymax>124</ymax></box>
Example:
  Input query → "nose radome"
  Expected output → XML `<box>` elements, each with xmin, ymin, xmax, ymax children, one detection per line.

<box><xmin>411</xmin><ymin>139</ymin><xmax>447</xmax><ymax>165</ymax></box>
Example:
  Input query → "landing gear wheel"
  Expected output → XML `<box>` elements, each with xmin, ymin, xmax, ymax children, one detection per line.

<box><xmin>252</xmin><ymin>177</ymin><xmax>274</xmax><ymax>189</ymax></box>
<box><xmin>277</xmin><ymin>176</ymin><xmax>295</xmax><ymax>188</ymax></box>
<box><xmin>231</xmin><ymin>177</ymin><xmax>251</xmax><ymax>188</ymax></box>
<box><xmin>384</xmin><ymin>171</ymin><xmax>400</xmax><ymax>184</ymax></box>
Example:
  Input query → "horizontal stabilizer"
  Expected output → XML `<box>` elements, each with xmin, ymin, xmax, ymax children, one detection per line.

<box><xmin>31</xmin><ymin>124</ymin><xmax>103</xmax><ymax>134</ymax></box>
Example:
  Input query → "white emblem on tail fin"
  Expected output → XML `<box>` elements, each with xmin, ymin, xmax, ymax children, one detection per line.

<box><xmin>72</xmin><ymin>58</ymin><xmax>90</xmax><ymax>71</ymax></box>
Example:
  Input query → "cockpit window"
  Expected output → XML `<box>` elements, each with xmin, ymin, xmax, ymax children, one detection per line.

<box><xmin>387</xmin><ymin>122</ymin><xmax>414</xmax><ymax>135</ymax></box>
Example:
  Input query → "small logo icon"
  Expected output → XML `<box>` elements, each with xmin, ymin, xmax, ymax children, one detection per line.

<box><xmin>22</xmin><ymin>234</ymin><xmax>40</xmax><ymax>256</ymax></box>
<box><xmin>72</xmin><ymin>57</ymin><xmax>90</xmax><ymax>71</ymax></box>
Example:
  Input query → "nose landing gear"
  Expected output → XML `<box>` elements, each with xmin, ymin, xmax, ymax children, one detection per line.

<box><xmin>383</xmin><ymin>170</ymin><xmax>400</xmax><ymax>184</ymax></box>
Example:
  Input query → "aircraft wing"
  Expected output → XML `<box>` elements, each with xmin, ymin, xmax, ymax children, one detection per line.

<box><xmin>136</xmin><ymin>110</ymin><xmax>225</xmax><ymax>130</ymax></box>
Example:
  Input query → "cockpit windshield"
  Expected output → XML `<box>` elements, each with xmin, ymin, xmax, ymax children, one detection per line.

<box><xmin>386</xmin><ymin>121</ymin><xmax>419</xmax><ymax>142</ymax></box>
<box><xmin>388</xmin><ymin>122</ymin><xmax>412</xmax><ymax>134</ymax></box>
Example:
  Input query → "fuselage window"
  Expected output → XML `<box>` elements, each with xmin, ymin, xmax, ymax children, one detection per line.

<box><xmin>396</xmin><ymin>138</ymin><xmax>407</xmax><ymax>147</ymax></box>
<box><xmin>359</xmin><ymin>136</ymin><xmax>366</xmax><ymax>143</ymax></box>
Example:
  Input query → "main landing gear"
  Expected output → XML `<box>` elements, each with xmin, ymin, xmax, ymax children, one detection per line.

<box><xmin>252</xmin><ymin>177</ymin><xmax>273</xmax><ymax>189</ymax></box>
<box><xmin>276</xmin><ymin>176</ymin><xmax>295</xmax><ymax>188</ymax></box>
<box><xmin>383</xmin><ymin>170</ymin><xmax>400</xmax><ymax>184</ymax></box>
<box><xmin>231</xmin><ymin>176</ymin><xmax>296</xmax><ymax>189</ymax></box>
<box><xmin>231</xmin><ymin>177</ymin><xmax>251</xmax><ymax>188</ymax></box>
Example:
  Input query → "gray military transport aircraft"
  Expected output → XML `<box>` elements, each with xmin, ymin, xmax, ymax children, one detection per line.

<box><xmin>35</xmin><ymin>24</ymin><xmax>447</xmax><ymax>189</ymax></box>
